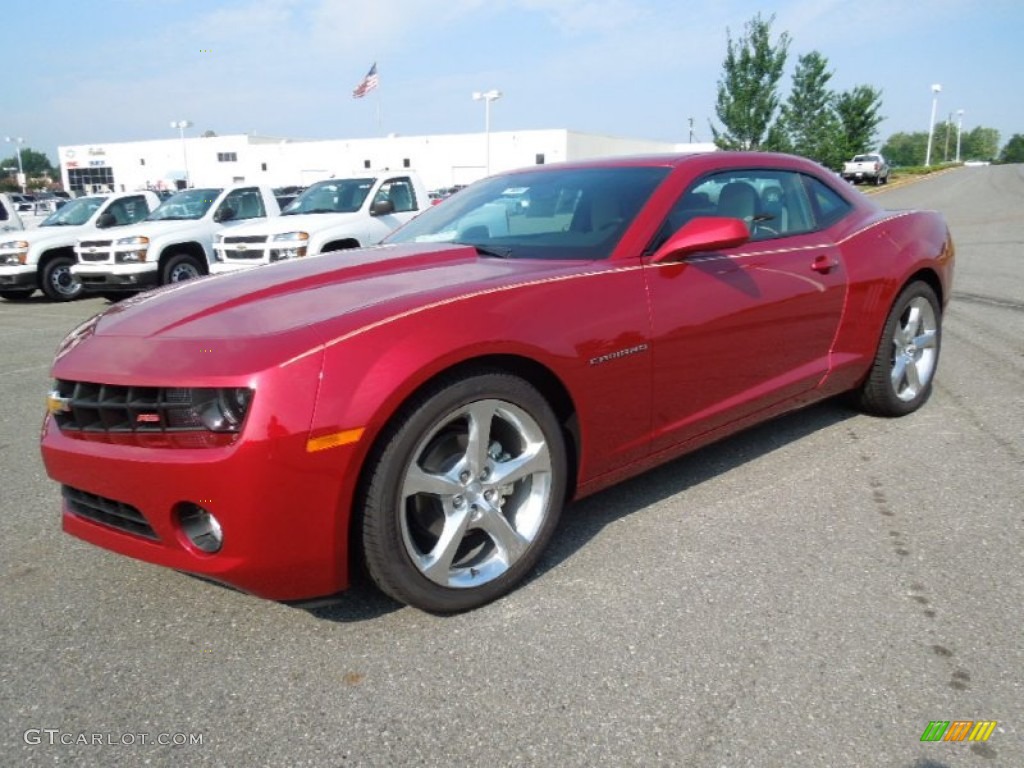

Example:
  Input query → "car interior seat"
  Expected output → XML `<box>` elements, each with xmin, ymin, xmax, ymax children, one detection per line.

<box><xmin>389</xmin><ymin>184</ymin><xmax>413</xmax><ymax>212</ymax></box>
<box><xmin>716</xmin><ymin>181</ymin><xmax>758</xmax><ymax>226</ymax></box>
<box><xmin>236</xmin><ymin>193</ymin><xmax>262</xmax><ymax>219</ymax></box>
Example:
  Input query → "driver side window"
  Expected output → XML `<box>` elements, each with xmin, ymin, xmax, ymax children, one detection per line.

<box><xmin>219</xmin><ymin>188</ymin><xmax>265</xmax><ymax>221</ymax></box>
<box><xmin>651</xmin><ymin>170</ymin><xmax>817</xmax><ymax>251</ymax></box>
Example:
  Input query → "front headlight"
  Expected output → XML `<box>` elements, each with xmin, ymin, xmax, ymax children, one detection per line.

<box><xmin>115</xmin><ymin>235</ymin><xmax>150</xmax><ymax>247</ymax></box>
<box><xmin>269</xmin><ymin>231</ymin><xmax>309</xmax><ymax>261</ymax></box>
<box><xmin>0</xmin><ymin>241</ymin><xmax>29</xmax><ymax>265</ymax></box>
<box><xmin>114</xmin><ymin>235</ymin><xmax>150</xmax><ymax>263</ymax></box>
<box><xmin>197</xmin><ymin>388</ymin><xmax>254</xmax><ymax>432</ymax></box>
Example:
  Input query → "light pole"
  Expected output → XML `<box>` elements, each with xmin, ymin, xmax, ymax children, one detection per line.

<box><xmin>924</xmin><ymin>84</ymin><xmax>941</xmax><ymax>167</ymax></box>
<box><xmin>4</xmin><ymin>136</ymin><xmax>26</xmax><ymax>193</ymax></box>
<box><xmin>169</xmin><ymin>120</ymin><xmax>193</xmax><ymax>188</ymax></box>
<box><xmin>472</xmin><ymin>90</ymin><xmax>502</xmax><ymax>176</ymax></box>
<box><xmin>955</xmin><ymin>109</ymin><xmax>965</xmax><ymax>163</ymax></box>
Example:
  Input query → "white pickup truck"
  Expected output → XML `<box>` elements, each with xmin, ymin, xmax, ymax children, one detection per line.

<box><xmin>841</xmin><ymin>153</ymin><xmax>890</xmax><ymax>185</ymax></box>
<box><xmin>210</xmin><ymin>173</ymin><xmax>428</xmax><ymax>274</ymax></box>
<box><xmin>73</xmin><ymin>184</ymin><xmax>280</xmax><ymax>295</ymax></box>
<box><xmin>0</xmin><ymin>192</ymin><xmax>160</xmax><ymax>301</ymax></box>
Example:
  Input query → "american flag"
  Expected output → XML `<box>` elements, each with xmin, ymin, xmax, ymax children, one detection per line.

<box><xmin>352</xmin><ymin>63</ymin><xmax>379</xmax><ymax>99</ymax></box>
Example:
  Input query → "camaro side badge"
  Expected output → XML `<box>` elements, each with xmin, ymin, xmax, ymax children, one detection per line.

<box><xmin>589</xmin><ymin>343</ymin><xmax>649</xmax><ymax>366</ymax></box>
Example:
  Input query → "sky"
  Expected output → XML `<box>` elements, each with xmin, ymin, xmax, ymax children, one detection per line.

<box><xmin>3</xmin><ymin>0</ymin><xmax>1023</xmax><ymax>162</ymax></box>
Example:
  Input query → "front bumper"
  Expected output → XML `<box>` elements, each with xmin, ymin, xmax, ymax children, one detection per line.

<box><xmin>73</xmin><ymin>263</ymin><xmax>159</xmax><ymax>291</ymax></box>
<box><xmin>0</xmin><ymin>265</ymin><xmax>37</xmax><ymax>288</ymax></box>
<box><xmin>39</xmin><ymin>351</ymin><xmax>359</xmax><ymax>601</ymax></box>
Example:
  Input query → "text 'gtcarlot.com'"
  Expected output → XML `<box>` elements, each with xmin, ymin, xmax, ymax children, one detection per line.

<box><xmin>24</xmin><ymin>729</ymin><xmax>204</xmax><ymax>747</ymax></box>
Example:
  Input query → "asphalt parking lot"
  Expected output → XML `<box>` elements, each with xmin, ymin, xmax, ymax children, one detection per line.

<box><xmin>1</xmin><ymin>165</ymin><xmax>1021</xmax><ymax>767</ymax></box>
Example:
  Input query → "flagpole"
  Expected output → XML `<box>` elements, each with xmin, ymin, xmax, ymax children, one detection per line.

<box><xmin>376</xmin><ymin>86</ymin><xmax>383</xmax><ymax>135</ymax></box>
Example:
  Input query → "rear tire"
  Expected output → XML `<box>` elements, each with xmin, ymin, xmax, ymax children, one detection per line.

<box><xmin>41</xmin><ymin>256</ymin><xmax>82</xmax><ymax>301</ymax></box>
<box><xmin>855</xmin><ymin>281</ymin><xmax>941</xmax><ymax>417</ymax></box>
<box><xmin>361</xmin><ymin>371</ymin><xmax>566</xmax><ymax>613</ymax></box>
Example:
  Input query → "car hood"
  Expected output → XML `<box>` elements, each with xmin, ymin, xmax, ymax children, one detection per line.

<box><xmin>51</xmin><ymin>243</ymin><xmax>580</xmax><ymax>382</ymax></box>
<box><xmin>225</xmin><ymin>212</ymin><xmax>367</xmax><ymax>236</ymax></box>
<box><xmin>108</xmin><ymin>218</ymin><xmax>210</xmax><ymax>240</ymax></box>
<box><xmin>2</xmin><ymin>223</ymin><xmax>90</xmax><ymax>246</ymax></box>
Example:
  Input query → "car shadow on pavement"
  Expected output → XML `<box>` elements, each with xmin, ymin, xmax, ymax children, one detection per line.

<box><xmin>302</xmin><ymin>397</ymin><xmax>859</xmax><ymax>622</ymax></box>
<box><xmin>531</xmin><ymin>397</ymin><xmax>859</xmax><ymax>583</ymax></box>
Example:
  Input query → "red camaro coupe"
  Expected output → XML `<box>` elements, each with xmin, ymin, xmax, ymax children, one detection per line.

<box><xmin>41</xmin><ymin>153</ymin><xmax>954</xmax><ymax>612</ymax></box>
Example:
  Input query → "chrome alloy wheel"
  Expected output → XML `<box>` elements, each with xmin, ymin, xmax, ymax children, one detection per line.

<box><xmin>890</xmin><ymin>296</ymin><xmax>939</xmax><ymax>401</ymax></box>
<box><xmin>398</xmin><ymin>398</ymin><xmax>553</xmax><ymax>589</ymax></box>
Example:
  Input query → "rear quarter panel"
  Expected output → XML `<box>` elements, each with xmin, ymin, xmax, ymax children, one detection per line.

<box><xmin>826</xmin><ymin>208</ymin><xmax>954</xmax><ymax>391</ymax></box>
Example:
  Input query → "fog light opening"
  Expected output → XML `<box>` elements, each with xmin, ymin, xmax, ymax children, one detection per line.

<box><xmin>176</xmin><ymin>503</ymin><xmax>223</xmax><ymax>553</ymax></box>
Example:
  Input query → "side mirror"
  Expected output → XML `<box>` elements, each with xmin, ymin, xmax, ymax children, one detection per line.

<box><xmin>649</xmin><ymin>216</ymin><xmax>750</xmax><ymax>264</ymax></box>
<box><xmin>95</xmin><ymin>212</ymin><xmax>117</xmax><ymax>228</ymax></box>
<box><xmin>214</xmin><ymin>206</ymin><xmax>236</xmax><ymax>223</ymax></box>
<box><xmin>370</xmin><ymin>199</ymin><xmax>394</xmax><ymax>216</ymax></box>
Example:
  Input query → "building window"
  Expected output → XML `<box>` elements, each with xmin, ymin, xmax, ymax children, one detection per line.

<box><xmin>68</xmin><ymin>166</ymin><xmax>115</xmax><ymax>194</ymax></box>
<box><xmin>261</xmin><ymin>162</ymin><xmax>267</xmax><ymax>171</ymax></box>
<box><xmin>363</xmin><ymin>160</ymin><xmax>371</xmax><ymax>169</ymax></box>
<box><xmin>217</xmin><ymin>152</ymin><xmax>238</xmax><ymax>162</ymax></box>
<box><xmin>403</xmin><ymin>158</ymin><xmax>411</xmax><ymax>168</ymax></box>
<box><xmin>535</xmin><ymin>153</ymin><xmax>545</xmax><ymax>165</ymax></box>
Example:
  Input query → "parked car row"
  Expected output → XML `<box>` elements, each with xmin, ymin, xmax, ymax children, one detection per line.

<box><xmin>0</xmin><ymin>171</ymin><xmax>430</xmax><ymax>301</ymax></box>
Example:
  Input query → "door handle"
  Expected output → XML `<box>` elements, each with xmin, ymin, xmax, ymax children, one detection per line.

<box><xmin>811</xmin><ymin>254</ymin><xmax>839</xmax><ymax>274</ymax></box>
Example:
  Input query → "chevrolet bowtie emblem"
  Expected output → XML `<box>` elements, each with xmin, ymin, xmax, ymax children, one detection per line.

<box><xmin>46</xmin><ymin>391</ymin><xmax>72</xmax><ymax>415</ymax></box>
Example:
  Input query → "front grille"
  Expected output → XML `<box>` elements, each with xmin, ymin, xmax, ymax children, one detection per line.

<box><xmin>223</xmin><ymin>235</ymin><xmax>268</xmax><ymax>244</ymax></box>
<box><xmin>63</xmin><ymin>485</ymin><xmax>158</xmax><ymax>540</ymax></box>
<box><xmin>223</xmin><ymin>249</ymin><xmax>262</xmax><ymax>260</ymax></box>
<box><xmin>79</xmin><ymin>241</ymin><xmax>113</xmax><ymax>262</ymax></box>
<box><xmin>53</xmin><ymin>380</ymin><xmax>208</xmax><ymax>433</ymax></box>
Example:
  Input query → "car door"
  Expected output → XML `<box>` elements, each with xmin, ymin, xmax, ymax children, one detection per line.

<box><xmin>643</xmin><ymin>168</ymin><xmax>850</xmax><ymax>452</ymax></box>
<box><xmin>366</xmin><ymin>177</ymin><xmax>420</xmax><ymax>243</ymax></box>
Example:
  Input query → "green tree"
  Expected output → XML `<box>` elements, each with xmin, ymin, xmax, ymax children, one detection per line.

<box><xmin>1</xmin><ymin>147</ymin><xmax>56</xmax><ymax>177</ymax></box>
<box><xmin>881</xmin><ymin>132</ymin><xmax>929</xmax><ymax>167</ymax></box>
<box><xmin>960</xmin><ymin>126</ymin><xmax>1000</xmax><ymax>161</ymax></box>
<box><xmin>834</xmin><ymin>85</ymin><xmax>884</xmax><ymax>162</ymax></box>
<box><xmin>781</xmin><ymin>51</ymin><xmax>841</xmax><ymax>167</ymax></box>
<box><xmin>999</xmin><ymin>134</ymin><xmax>1024</xmax><ymax>164</ymax></box>
<box><xmin>712</xmin><ymin>13</ymin><xmax>791</xmax><ymax>150</ymax></box>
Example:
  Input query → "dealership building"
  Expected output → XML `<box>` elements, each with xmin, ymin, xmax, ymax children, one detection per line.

<box><xmin>57</xmin><ymin>130</ymin><xmax>715</xmax><ymax>195</ymax></box>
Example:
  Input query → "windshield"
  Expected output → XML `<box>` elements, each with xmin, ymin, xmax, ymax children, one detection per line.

<box><xmin>40</xmin><ymin>197</ymin><xmax>104</xmax><ymax>227</ymax></box>
<box><xmin>385</xmin><ymin>166</ymin><xmax>670</xmax><ymax>260</ymax></box>
<box><xmin>282</xmin><ymin>178</ymin><xmax>375</xmax><ymax>215</ymax></box>
<box><xmin>146</xmin><ymin>188</ymin><xmax>222</xmax><ymax>221</ymax></box>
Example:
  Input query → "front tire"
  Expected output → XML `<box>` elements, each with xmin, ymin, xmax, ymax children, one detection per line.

<box><xmin>41</xmin><ymin>256</ymin><xmax>82</xmax><ymax>301</ymax></box>
<box><xmin>162</xmin><ymin>253</ymin><xmax>204</xmax><ymax>284</ymax></box>
<box><xmin>361</xmin><ymin>372</ymin><xmax>567</xmax><ymax>613</ymax></box>
<box><xmin>856</xmin><ymin>281</ymin><xmax>941</xmax><ymax>416</ymax></box>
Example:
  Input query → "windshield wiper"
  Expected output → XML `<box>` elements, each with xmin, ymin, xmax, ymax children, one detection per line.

<box><xmin>470</xmin><ymin>244</ymin><xmax>514</xmax><ymax>259</ymax></box>
<box><xmin>291</xmin><ymin>207</ymin><xmax>340</xmax><ymax>215</ymax></box>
